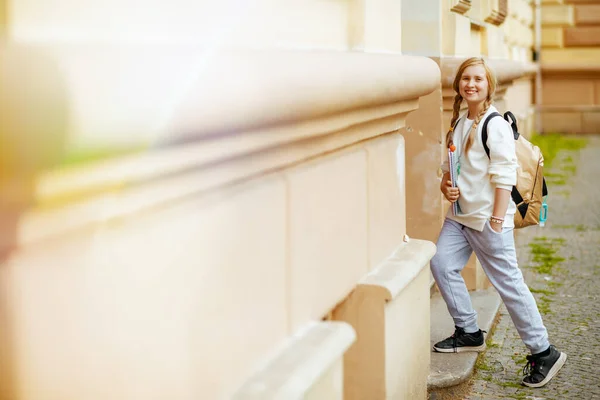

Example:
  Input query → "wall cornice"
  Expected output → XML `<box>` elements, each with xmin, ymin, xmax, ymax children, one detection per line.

<box><xmin>165</xmin><ymin>50</ymin><xmax>441</xmax><ymax>141</ymax></box>
<box><xmin>542</xmin><ymin>62</ymin><xmax>600</xmax><ymax>76</ymax></box>
<box><xmin>523</xmin><ymin>62</ymin><xmax>540</xmax><ymax>78</ymax></box>
<box><xmin>16</xmin><ymin>48</ymin><xmax>441</xmax><ymax>246</ymax></box>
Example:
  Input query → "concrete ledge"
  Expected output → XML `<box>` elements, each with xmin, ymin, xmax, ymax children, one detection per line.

<box><xmin>332</xmin><ymin>239</ymin><xmax>436</xmax><ymax>399</ymax></box>
<box><xmin>427</xmin><ymin>287</ymin><xmax>502</xmax><ymax>390</ymax></box>
<box><xmin>232</xmin><ymin>321</ymin><xmax>355</xmax><ymax>400</ymax></box>
<box><xmin>361</xmin><ymin>239</ymin><xmax>437</xmax><ymax>300</ymax></box>
<box><xmin>20</xmin><ymin>45</ymin><xmax>440</xmax><ymax>147</ymax></box>
<box><xmin>542</xmin><ymin>63</ymin><xmax>600</xmax><ymax>75</ymax></box>
<box><xmin>538</xmin><ymin>105</ymin><xmax>600</xmax><ymax>112</ymax></box>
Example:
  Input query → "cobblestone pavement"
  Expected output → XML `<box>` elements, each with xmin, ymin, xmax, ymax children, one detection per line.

<box><xmin>465</xmin><ymin>135</ymin><xmax>600</xmax><ymax>400</ymax></box>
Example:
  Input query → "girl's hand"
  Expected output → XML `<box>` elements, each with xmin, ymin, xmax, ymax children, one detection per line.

<box><xmin>441</xmin><ymin>177</ymin><xmax>460</xmax><ymax>203</ymax></box>
<box><xmin>490</xmin><ymin>220</ymin><xmax>503</xmax><ymax>233</ymax></box>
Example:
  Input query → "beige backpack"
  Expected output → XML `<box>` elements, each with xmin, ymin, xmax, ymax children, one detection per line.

<box><xmin>482</xmin><ymin>111</ymin><xmax>548</xmax><ymax>229</ymax></box>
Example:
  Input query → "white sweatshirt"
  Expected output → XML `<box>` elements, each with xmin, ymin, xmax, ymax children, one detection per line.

<box><xmin>441</xmin><ymin>105</ymin><xmax>518</xmax><ymax>231</ymax></box>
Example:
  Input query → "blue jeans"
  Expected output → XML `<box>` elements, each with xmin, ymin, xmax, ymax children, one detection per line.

<box><xmin>431</xmin><ymin>218</ymin><xmax>550</xmax><ymax>354</ymax></box>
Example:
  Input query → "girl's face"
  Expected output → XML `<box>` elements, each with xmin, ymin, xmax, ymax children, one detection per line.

<box><xmin>459</xmin><ymin>65</ymin><xmax>489</xmax><ymax>105</ymax></box>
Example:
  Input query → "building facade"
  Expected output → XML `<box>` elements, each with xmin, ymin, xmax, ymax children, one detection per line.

<box><xmin>0</xmin><ymin>1</ymin><xmax>593</xmax><ymax>399</ymax></box>
<box><xmin>540</xmin><ymin>0</ymin><xmax>600</xmax><ymax>134</ymax></box>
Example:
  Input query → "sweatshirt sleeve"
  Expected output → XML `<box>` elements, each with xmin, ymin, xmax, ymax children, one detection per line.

<box><xmin>486</xmin><ymin>118</ymin><xmax>518</xmax><ymax>190</ymax></box>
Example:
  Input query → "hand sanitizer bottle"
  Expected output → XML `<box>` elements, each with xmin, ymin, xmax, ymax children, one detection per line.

<box><xmin>539</xmin><ymin>196</ymin><xmax>548</xmax><ymax>227</ymax></box>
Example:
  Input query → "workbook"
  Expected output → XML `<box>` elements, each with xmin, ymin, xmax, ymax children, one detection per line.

<box><xmin>448</xmin><ymin>147</ymin><xmax>461</xmax><ymax>216</ymax></box>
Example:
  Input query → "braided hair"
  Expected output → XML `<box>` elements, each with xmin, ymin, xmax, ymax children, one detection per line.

<box><xmin>445</xmin><ymin>93</ymin><xmax>463</xmax><ymax>149</ymax></box>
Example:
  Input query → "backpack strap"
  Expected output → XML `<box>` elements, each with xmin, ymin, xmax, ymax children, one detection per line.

<box><xmin>504</xmin><ymin>111</ymin><xmax>520</xmax><ymax>140</ymax></box>
<box><xmin>542</xmin><ymin>175</ymin><xmax>548</xmax><ymax>197</ymax></box>
<box><xmin>481</xmin><ymin>112</ymin><xmax>503</xmax><ymax>158</ymax></box>
<box><xmin>482</xmin><ymin>112</ymin><xmax>524</xmax><ymax>208</ymax></box>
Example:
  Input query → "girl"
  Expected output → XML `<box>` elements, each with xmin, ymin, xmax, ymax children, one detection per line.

<box><xmin>430</xmin><ymin>57</ymin><xmax>566</xmax><ymax>388</ymax></box>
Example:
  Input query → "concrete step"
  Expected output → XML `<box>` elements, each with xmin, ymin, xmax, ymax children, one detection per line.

<box><xmin>427</xmin><ymin>287</ymin><xmax>502</xmax><ymax>390</ymax></box>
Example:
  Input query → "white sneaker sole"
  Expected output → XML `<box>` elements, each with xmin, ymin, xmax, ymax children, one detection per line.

<box><xmin>522</xmin><ymin>352</ymin><xmax>567</xmax><ymax>388</ymax></box>
<box><xmin>432</xmin><ymin>343</ymin><xmax>486</xmax><ymax>353</ymax></box>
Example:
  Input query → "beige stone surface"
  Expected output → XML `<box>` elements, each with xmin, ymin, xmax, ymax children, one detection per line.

<box><xmin>504</xmin><ymin>77</ymin><xmax>536</xmax><ymax>138</ymax></box>
<box><xmin>1</xmin><ymin>177</ymin><xmax>289</xmax><ymax>400</ymax></box>
<box><xmin>505</xmin><ymin>77</ymin><xmax>535</xmax><ymax>123</ymax></box>
<box><xmin>542</xmin><ymin>79</ymin><xmax>596</xmax><ymax>105</ymax></box>
<box><xmin>19</xmin><ymin>85</ymin><xmax>432</xmax><ymax>249</ymax></box>
<box><xmin>495</xmin><ymin>85</ymin><xmax>509</xmax><ymax>114</ymax></box>
<box><xmin>332</xmin><ymin>239</ymin><xmax>436</xmax><ymax>400</ymax></box>
<box><xmin>485</xmin><ymin>25</ymin><xmax>508</xmax><ymax>58</ymax></box>
<box><xmin>384</xmin><ymin>267</ymin><xmax>430</xmax><ymax>399</ymax></box>
<box><xmin>352</xmin><ymin>0</ymin><xmax>403</xmax><ymax>52</ymax></box>
<box><xmin>0</xmin><ymin>45</ymin><xmax>442</xmax><ymax>153</ymax></box>
<box><xmin>542</xmin><ymin>64</ymin><xmax>600</xmax><ymax>73</ymax></box>
<box><xmin>542</xmin><ymin>48</ymin><xmax>600</xmax><ymax>63</ymax></box>
<box><xmin>466</xmin><ymin>0</ymin><xmax>483</xmax><ymax>20</ymax></box>
<box><xmin>287</xmin><ymin>149</ymin><xmax>369</xmax><ymax>331</ymax></box>
<box><xmin>511</xmin><ymin>0</ymin><xmax>534</xmax><ymax>24</ymax></box>
<box><xmin>575</xmin><ymin>4</ymin><xmax>600</xmax><ymax>24</ymax></box>
<box><xmin>403</xmin><ymin>88</ymin><xmax>445</xmax><ymax>245</ymax></box>
<box><xmin>564</xmin><ymin>26</ymin><xmax>600</xmax><ymax>46</ymax></box>
<box><xmin>542</xmin><ymin>27</ymin><xmax>565</xmax><ymax>47</ymax></box>
<box><xmin>334</xmin><ymin>284</ymin><xmax>387</xmax><ymax>400</ymax></box>
<box><xmin>9</xmin><ymin>0</ymin><xmax>350</xmax><ymax>49</ymax></box>
<box><xmin>365</xmin><ymin>134</ymin><xmax>406</xmax><ymax>270</ymax></box>
<box><xmin>232</xmin><ymin>321</ymin><xmax>355</xmax><ymax>400</ymax></box>
<box><xmin>542</xmin><ymin>4</ymin><xmax>575</xmax><ymax>25</ymax></box>
<box><xmin>469</xmin><ymin>25</ymin><xmax>483</xmax><ymax>56</ymax></box>
<box><xmin>0</xmin><ymin>1</ymin><xmax>544</xmax><ymax>399</ymax></box>
<box><xmin>582</xmin><ymin>111</ymin><xmax>600</xmax><ymax>133</ymax></box>
<box><xmin>304</xmin><ymin>359</ymin><xmax>344</xmax><ymax>400</ymax></box>
<box><xmin>0</xmin><ymin>34</ymin><xmax>442</xmax><ymax>397</ymax></box>
<box><xmin>401</xmin><ymin>0</ymin><xmax>443</xmax><ymax>56</ymax></box>
<box><xmin>504</xmin><ymin>17</ymin><xmax>535</xmax><ymax>51</ymax></box>
<box><xmin>21</xmin><ymin>110</ymin><xmax>407</xmax><ymax>247</ymax></box>
<box><xmin>542</xmin><ymin>111</ymin><xmax>583</xmax><ymax>132</ymax></box>
<box><xmin>442</xmin><ymin>12</ymin><xmax>472</xmax><ymax>57</ymax></box>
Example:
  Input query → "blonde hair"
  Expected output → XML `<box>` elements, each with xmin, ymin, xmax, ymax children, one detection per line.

<box><xmin>445</xmin><ymin>57</ymin><xmax>497</xmax><ymax>153</ymax></box>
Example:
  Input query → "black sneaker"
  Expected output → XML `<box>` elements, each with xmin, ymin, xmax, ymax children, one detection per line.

<box><xmin>433</xmin><ymin>326</ymin><xmax>486</xmax><ymax>353</ymax></box>
<box><xmin>522</xmin><ymin>345</ymin><xmax>567</xmax><ymax>388</ymax></box>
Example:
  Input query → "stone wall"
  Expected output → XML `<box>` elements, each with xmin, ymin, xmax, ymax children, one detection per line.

<box><xmin>0</xmin><ymin>1</ymin><xmax>441</xmax><ymax>399</ymax></box>
<box><xmin>541</xmin><ymin>0</ymin><xmax>600</xmax><ymax>133</ymax></box>
<box><xmin>0</xmin><ymin>0</ymin><xmax>551</xmax><ymax>398</ymax></box>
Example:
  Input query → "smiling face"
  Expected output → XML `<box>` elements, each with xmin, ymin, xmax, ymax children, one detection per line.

<box><xmin>458</xmin><ymin>64</ymin><xmax>489</xmax><ymax>107</ymax></box>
